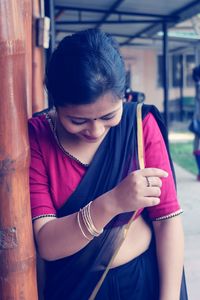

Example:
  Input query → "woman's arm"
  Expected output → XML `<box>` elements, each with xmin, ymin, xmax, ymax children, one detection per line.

<box><xmin>153</xmin><ymin>216</ymin><xmax>184</xmax><ymax>300</ymax></box>
<box><xmin>30</xmin><ymin>116</ymin><xmax>167</xmax><ymax>261</ymax></box>
<box><xmin>34</xmin><ymin>191</ymin><xmax>115</xmax><ymax>261</ymax></box>
<box><xmin>34</xmin><ymin>167</ymin><xmax>167</xmax><ymax>261</ymax></box>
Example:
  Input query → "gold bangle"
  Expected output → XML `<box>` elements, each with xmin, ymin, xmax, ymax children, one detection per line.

<box><xmin>81</xmin><ymin>202</ymin><xmax>103</xmax><ymax>237</ymax></box>
<box><xmin>77</xmin><ymin>211</ymin><xmax>92</xmax><ymax>241</ymax></box>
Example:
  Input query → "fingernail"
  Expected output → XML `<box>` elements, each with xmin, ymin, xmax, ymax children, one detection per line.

<box><xmin>164</xmin><ymin>172</ymin><xmax>168</xmax><ymax>177</ymax></box>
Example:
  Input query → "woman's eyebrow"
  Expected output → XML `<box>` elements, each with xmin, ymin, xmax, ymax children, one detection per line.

<box><xmin>100</xmin><ymin>109</ymin><xmax>119</xmax><ymax>118</ymax></box>
<box><xmin>66</xmin><ymin>107</ymin><xmax>121</xmax><ymax>120</ymax></box>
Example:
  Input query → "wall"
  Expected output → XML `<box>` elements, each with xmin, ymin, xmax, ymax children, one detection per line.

<box><xmin>121</xmin><ymin>47</ymin><xmax>195</xmax><ymax>112</ymax></box>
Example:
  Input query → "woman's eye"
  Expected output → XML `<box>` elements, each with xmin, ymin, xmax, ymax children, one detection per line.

<box><xmin>70</xmin><ymin>115</ymin><xmax>115</xmax><ymax>124</ymax></box>
<box><xmin>100</xmin><ymin>115</ymin><xmax>115</xmax><ymax>121</ymax></box>
<box><xmin>71</xmin><ymin>120</ymin><xmax>87</xmax><ymax>125</ymax></box>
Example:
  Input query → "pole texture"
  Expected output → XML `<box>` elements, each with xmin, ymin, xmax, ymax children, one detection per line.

<box><xmin>0</xmin><ymin>1</ymin><xmax>38</xmax><ymax>299</ymax></box>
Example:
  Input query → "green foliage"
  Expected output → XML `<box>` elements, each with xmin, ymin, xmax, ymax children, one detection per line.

<box><xmin>169</xmin><ymin>141</ymin><xmax>198</xmax><ymax>175</ymax></box>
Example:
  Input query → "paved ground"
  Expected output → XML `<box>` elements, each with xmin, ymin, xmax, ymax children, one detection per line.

<box><xmin>169</xmin><ymin>129</ymin><xmax>199</xmax><ymax>299</ymax></box>
<box><xmin>174</xmin><ymin>163</ymin><xmax>200</xmax><ymax>300</ymax></box>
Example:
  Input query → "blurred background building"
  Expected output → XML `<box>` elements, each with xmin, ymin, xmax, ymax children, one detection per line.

<box><xmin>44</xmin><ymin>0</ymin><xmax>200</xmax><ymax>126</ymax></box>
<box><xmin>0</xmin><ymin>1</ymin><xmax>200</xmax><ymax>299</ymax></box>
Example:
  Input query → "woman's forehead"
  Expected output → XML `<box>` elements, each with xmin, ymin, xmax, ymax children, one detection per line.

<box><xmin>58</xmin><ymin>93</ymin><xmax>122</xmax><ymax>118</ymax></box>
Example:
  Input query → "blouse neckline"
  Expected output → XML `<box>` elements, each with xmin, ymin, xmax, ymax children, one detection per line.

<box><xmin>45</xmin><ymin>110</ymin><xmax>89</xmax><ymax>168</ymax></box>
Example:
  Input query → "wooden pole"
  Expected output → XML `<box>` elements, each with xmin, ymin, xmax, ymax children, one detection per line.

<box><xmin>24</xmin><ymin>0</ymin><xmax>33</xmax><ymax>118</ymax></box>
<box><xmin>32</xmin><ymin>0</ymin><xmax>46</xmax><ymax>114</ymax></box>
<box><xmin>0</xmin><ymin>1</ymin><xmax>38</xmax><ymax>299</ymax></box>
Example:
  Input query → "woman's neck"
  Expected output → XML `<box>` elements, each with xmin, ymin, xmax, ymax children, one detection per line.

<box><xmin>54</xmin><ymin>114</ymin><xmax>106</xmax><ymax>165</ymax></box>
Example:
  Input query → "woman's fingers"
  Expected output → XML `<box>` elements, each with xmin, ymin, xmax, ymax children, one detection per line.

<box><xmin>141</xmin><ymin>168</ymin><xmax>168</xmax><ymax>178</ymax></box>
<box><xmin>141</xmin><ymin>169</ymin><xmax>165</xmax><ymax>203</ymax></box>
<box><xmin>144</xmin><ymin>176</ymin><xmax>163</xmax><ymax>188</ymax></box>
<box><xmin>112</xmin><ymin>168</ymin><xmax>168</xmax><ymax>213</ymax></box>
<box><xmin>142</xmin><ymin>196</ymin><xmax>160</xmax><ymax>208</ymax></box>
<box><xmin>143</xmin><ymin>186</ymin><xmax>161</xmax><ymax>197</ymax></box>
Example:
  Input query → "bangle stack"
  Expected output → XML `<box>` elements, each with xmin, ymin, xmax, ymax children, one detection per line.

<box><xmin>77</xmin><ymin>211</ymin><xmax>92</xmax><ymax>241</ymax></box>
<box><xmin>77</xmin><ymin>201</ymin><xmax>103</xmax><ymax>240</ymax></box>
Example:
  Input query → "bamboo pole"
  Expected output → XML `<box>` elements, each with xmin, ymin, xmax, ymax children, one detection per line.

<box><xmin>24</xmin><ymin>0</ymin><xmax>33</xmax><ymax>118</ymax></box>
<box><xmin>32</xmin><ymin>0</ymin><xmax>46</xmax><ymax>114</ymax></box>
<box><xmin>0</xmin><ymin>1</ymin><xmax>38</xmax><ymax>299</ymax></box>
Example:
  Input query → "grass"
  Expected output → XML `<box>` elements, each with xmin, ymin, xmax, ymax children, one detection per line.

<box><xmin>169</xmin><ymin>141</ymin><xmax>198</xmax><ymax>175</ymax></box>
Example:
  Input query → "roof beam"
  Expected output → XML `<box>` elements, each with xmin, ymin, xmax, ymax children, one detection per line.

<box><xmin>54</xmin><ymin>5</ymin><xmax>177</xmax><ymax>20</ymax></box>
<box><xmin>55</xmin><ymin>9</ymin><xmax>65</xmax><ymax>20</ymax></box>
<box><xmin>170</xmin><ymin>41</ymin><xmax>200</xmax><ymax>53</ymax></box>
<box><xmin>56</xmin><ymin>28</ymin><xmax>197</xmax><ymax>44</ymax></box>
<box><xmin>120</xmin><ymin>23</ymin><xmax>157</xmax><ymax>45</ymax></box>
<box><xmin>95</xmin><ymin>0</ymin><xmax>127</xmax><ymax>29</ymax></box>
<box><xmin>174</xmin><ymin>0</ymin><xmax>200</xmax><ymax>19</ymax></box>
<box><xmin>120</xmin><ymin>36</ymin><xmax>198</xmax><ymax>44</ymax></box>
<box><xmin>56</xmin><ymin>19</ymin><xmax>170</xmax><ymax>25</ymax></box>
<box><xmin>122</xmin><ymin>0</ymin><xmax>200</xmax><ymax>45</ymax></box>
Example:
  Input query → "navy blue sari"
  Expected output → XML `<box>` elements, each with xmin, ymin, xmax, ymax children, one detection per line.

<box><xmin>43</xmin><ymin>103</ymin><xmax>188</xmax><ymax>300</ymax></box>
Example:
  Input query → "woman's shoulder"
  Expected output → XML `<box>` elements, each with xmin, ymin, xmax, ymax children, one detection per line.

<box><xmin>123</xmin><ymin>102</ymin><xmax>162</xmax><ymax>124</ymax></box>
<box><xmin>123</xmin><ymin>102</ymin><xmax>159</xmax><ymax>116</ymax></box>
<box><xmin>28</xmin><ymin>112</ymin><xmax>52</xmax><ymax>141</ymax></box>
<box><xmin>122</xmin><ymin>102</ymin><xmax>137</xmax><ymax>121</ymax></box>
<box><xmin>142</xmin><ymin>104</ymin><xmax>164</xmax><ymax>123</ymax></box>
<box><xmin>29</xmin><ymin>113</ymin><xmax>46</xmax><ymax>125</ymax></box>
<box><xmin>28</xmin><ymin>112</ymin><xmax>57</xmax><ymax>158</ymax></box>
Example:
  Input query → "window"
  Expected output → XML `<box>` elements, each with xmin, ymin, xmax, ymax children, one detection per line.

<box><xmin>157</xmin><ymin>55</ymin><xmax>163</xmax><ymax>87</ymax></box>
<box><xmin>185</xmin><ymin>54</ymin><xmax>195</xmax><ymax>87</ymax></box>
<box><xmin>172</xmin><ymin>55</ymin><xmax>183</xmax><ymax>87</ymax></box>
<box><xmin>157</xmin><ymin>53</ymin><xmax>196</xmax><ymax>88</ymax></box>
<box><xmin>125</xmin><ymin>70</ymin><xmax>131</xmax><ymax>88</ymax></box>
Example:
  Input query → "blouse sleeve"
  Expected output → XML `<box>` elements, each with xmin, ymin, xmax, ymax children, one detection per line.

<box><xmin>28</xmin><ymin>118</ymin><xmax>57</xmax><ymax>221</ymax></box>
<box><xmin>143</xmin><ymin>113</ymin><xmax>183</xmax><ymax>221</ymax></box>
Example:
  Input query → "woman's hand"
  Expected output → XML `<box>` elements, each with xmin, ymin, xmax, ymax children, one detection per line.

<box><xmin>109</xmin><ymin>168</ymin><xmax>168</xmax><ymax>214</ymax></box>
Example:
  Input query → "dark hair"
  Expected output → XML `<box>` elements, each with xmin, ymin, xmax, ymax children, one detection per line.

<box><xmin>45</xmin><ymin>29</ymin><xmax>126</xmax><ymax>106</ymax></box>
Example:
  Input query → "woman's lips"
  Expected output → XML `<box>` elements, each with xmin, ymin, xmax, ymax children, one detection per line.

<box><xmin>82</xmin><ymin>134</ymin><xmax>99</xmax><ymax>141</ymax></box>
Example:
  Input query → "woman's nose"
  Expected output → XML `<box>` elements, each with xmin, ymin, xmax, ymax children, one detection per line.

<box><xmin>87</xmin><ymin>120</ymin><xmax>105</xmax><ymax>138</ymax></box>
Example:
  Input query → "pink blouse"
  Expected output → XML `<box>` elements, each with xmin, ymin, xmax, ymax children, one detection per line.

<box><xmin>29</xmin><ymin>112</ymin><xmax>182</xmax><ymax>221</ymax></box>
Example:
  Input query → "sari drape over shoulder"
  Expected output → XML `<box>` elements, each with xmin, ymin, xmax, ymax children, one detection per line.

<box><xmin>42</xmin><ymin>103</ymin><xmax>187</xmax><ymax>300</ymax></box>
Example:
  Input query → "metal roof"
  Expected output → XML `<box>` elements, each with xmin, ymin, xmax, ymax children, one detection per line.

<box><xmin>53</xmin><ymin>0</ymin><xmax>200</xmax><ymax>52</ymax></box>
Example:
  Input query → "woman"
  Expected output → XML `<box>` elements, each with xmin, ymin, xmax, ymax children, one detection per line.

<box><xmin>192</xmin><ymin>65</ymin><xmax>200</xmax><ymax>181</ymax></box>
<box><xmin>29</xmin><ymin>29</ymin><xmax>187</xmax><ymax>300</ymax></box>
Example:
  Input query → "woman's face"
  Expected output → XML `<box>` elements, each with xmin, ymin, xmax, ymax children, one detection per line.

<box><xmin>56</xmin><ymin>92</ymin><xmax>123</xmax><ymax>143</ymax></box>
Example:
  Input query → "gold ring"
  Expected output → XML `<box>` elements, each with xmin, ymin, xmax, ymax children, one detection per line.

<box><xmin>145</xmin><ymin>176</ymin><xmax>151</xmax><ymax>187</ymax></box>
